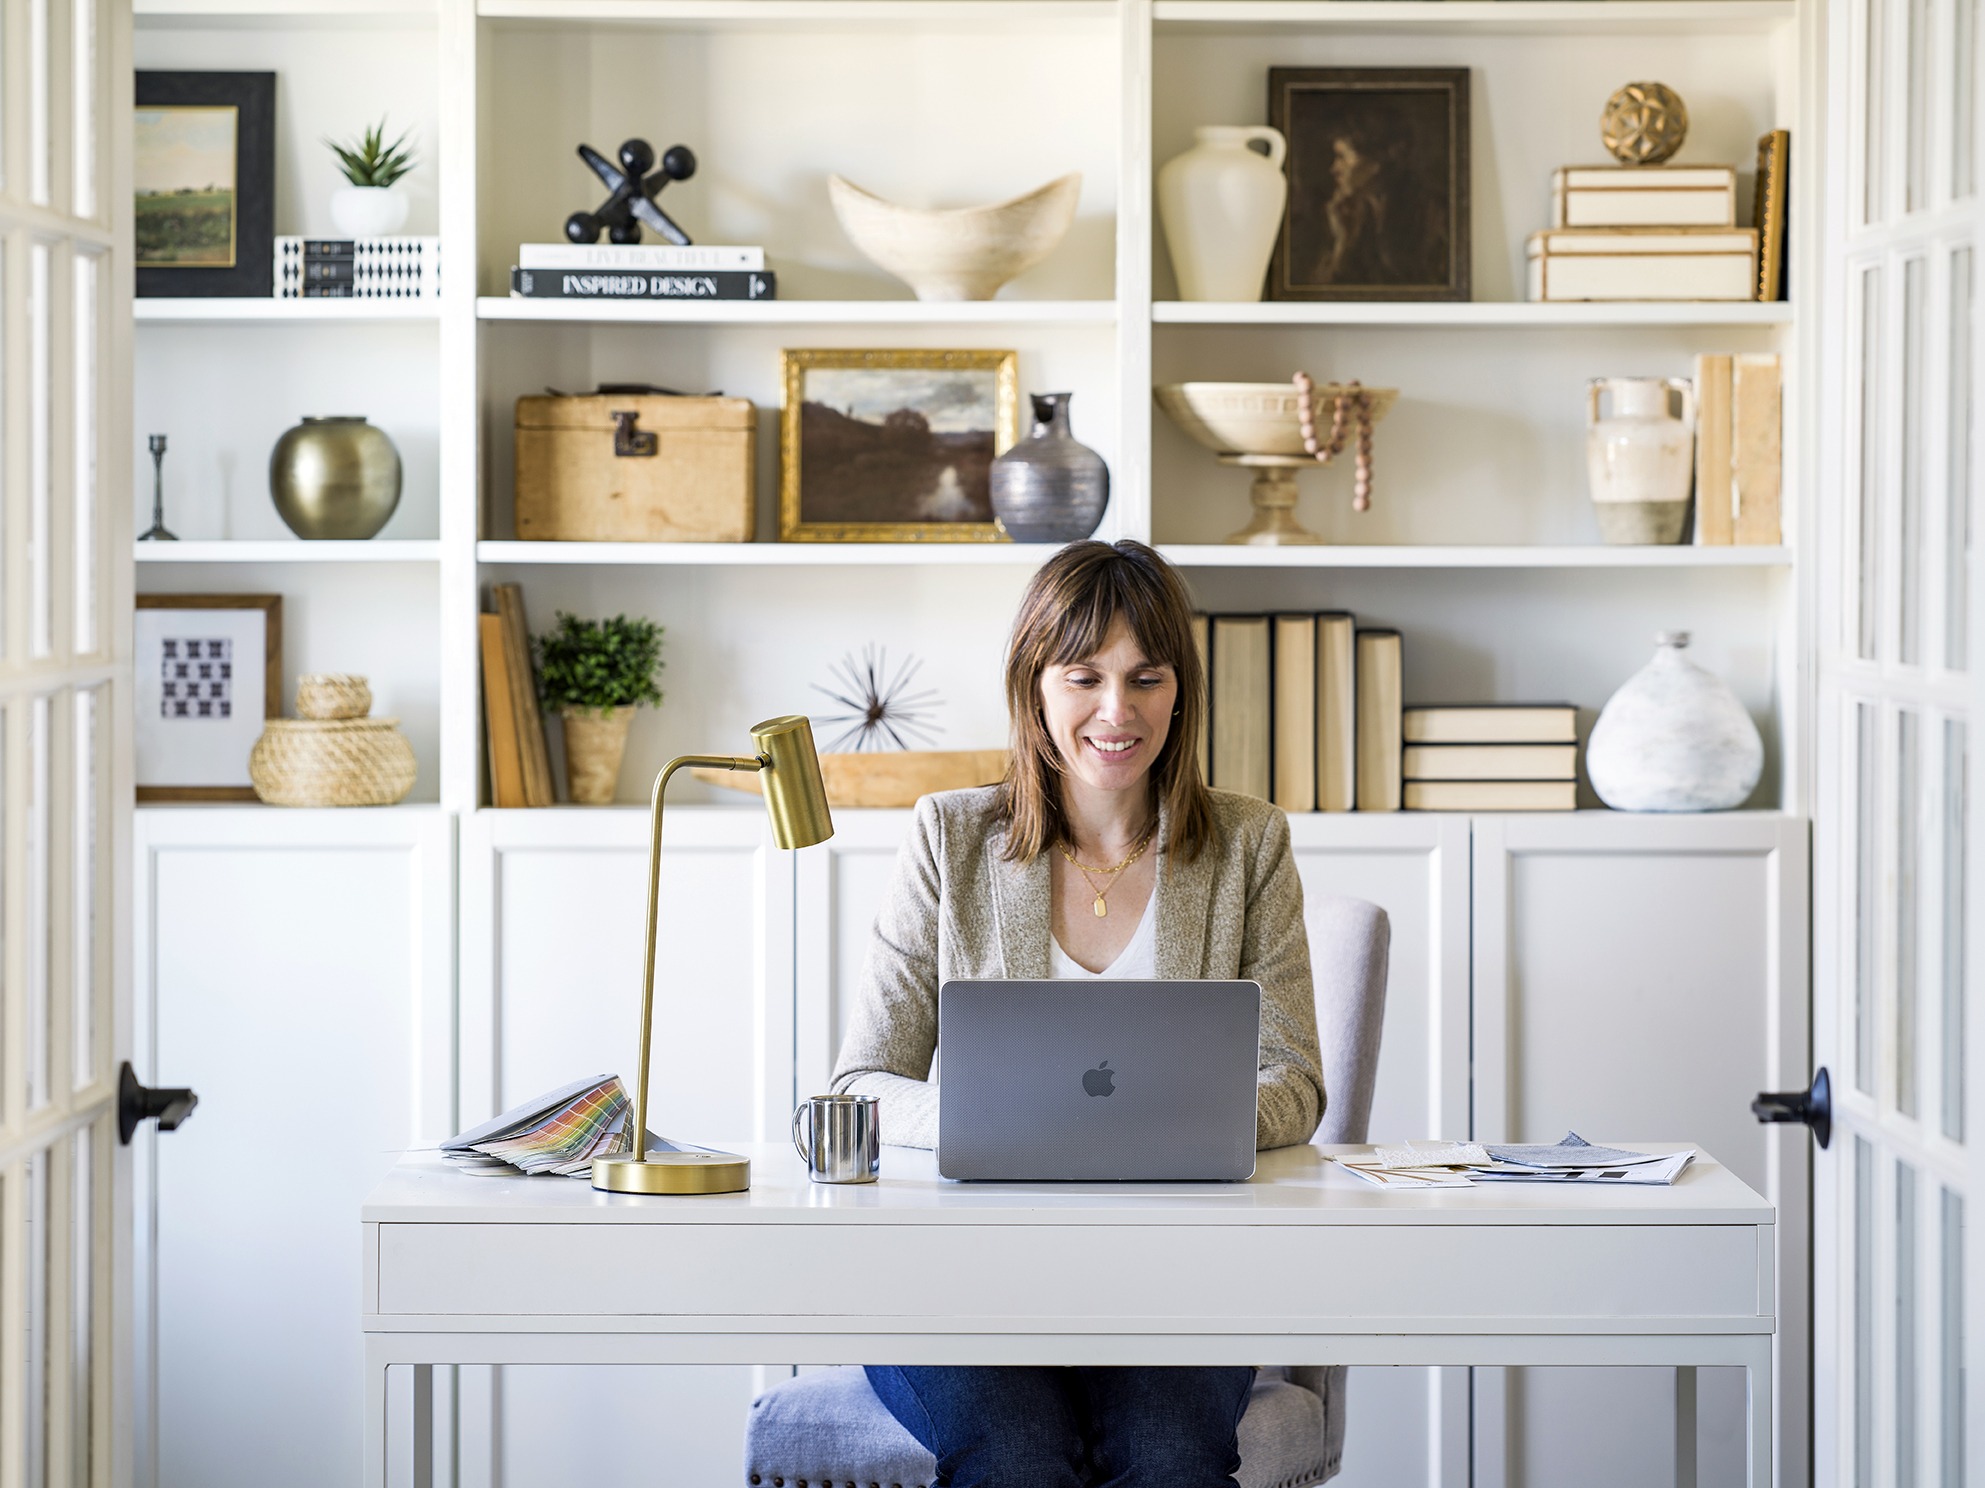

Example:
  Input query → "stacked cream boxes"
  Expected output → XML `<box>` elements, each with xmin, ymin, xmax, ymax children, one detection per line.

<box><xmin>1527</xmin><ymin>166</ymin><xmax>1757</xmax><ymax>301</ymax></box>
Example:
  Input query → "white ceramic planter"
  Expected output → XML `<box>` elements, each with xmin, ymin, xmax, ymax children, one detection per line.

<box><xmin>827</xmin><ymin>173</ymin><xmax>1080</xmax><ymax>302</ymax></box>
<box><xmin>330</xmin><ymin>185</ymin><xmax>410</xmax><ymax>239</ymax></box>
<box><xmin>1157</xmin><ymin>126</ymin><xmax>1288</xmax><ymax>302</ymax></box>
<box><xmin>1586</xmin><ymin>632</ymin><xmax>1763</xmax><ymax>811</ymax></box>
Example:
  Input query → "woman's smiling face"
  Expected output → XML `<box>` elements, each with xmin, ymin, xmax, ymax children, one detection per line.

<box><xmin>1038</xmin><ymin>618</ymin><xmax>1177</xmax><ymax>804</ymax></box>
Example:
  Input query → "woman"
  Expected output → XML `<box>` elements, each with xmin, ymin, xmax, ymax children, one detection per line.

<box><xmin>831</xmin><ymin>539</ymin><xmax>1326</xmax><ymax>1488</ymax></box>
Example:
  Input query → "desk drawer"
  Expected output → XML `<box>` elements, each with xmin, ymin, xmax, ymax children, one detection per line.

<box><xmin>376</xmin><ymin>1222</ymin><xmax>1768</xmax><ymax>1324</ymax></box>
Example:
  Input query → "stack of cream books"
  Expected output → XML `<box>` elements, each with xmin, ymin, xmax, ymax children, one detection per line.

<box><xmin>1527</xmin><ymin>163</ymin><xmax>1757</xmax><ymax>302</ymax></box>
<box><xmin>1401</xmin><ymin>704</ymin><xmax>1579</xmax><ymax>812</ymax></box>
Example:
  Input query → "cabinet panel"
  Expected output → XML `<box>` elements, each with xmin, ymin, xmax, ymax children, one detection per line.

<box><xmin>456</xmin><ymin>807</ymin><xmax>794</xmax><ymax>1488</ymax></box>
<box><xmin>133</xmin><ymin>808</ymin><xmax>453</xmax><ymax>1488</ymax></box>
<box><xmin>1472</xmin><ymin>813</ymin><xmax>1809</xmax><ymax>1488</ymax></box>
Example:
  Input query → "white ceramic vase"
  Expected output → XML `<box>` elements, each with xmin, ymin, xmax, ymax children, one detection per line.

<box><xmin>1586</xmin><ymin>632</ymin><xmax>1763</xmax><ymax>812</ymax></box>
<box><xmin>1586</xmin><ymin>376</ymin><xmax>1695</xmax><ymax>544</ymax></box>
<box><xmin>330</xmin><ymin>185</ymin><xmax>409</xmax><ymax>238</ymax></box>
<box><xmin>1157</xmin><ymin>126</ymin><xmax>1288</xmax><ymax>302</ymax></box>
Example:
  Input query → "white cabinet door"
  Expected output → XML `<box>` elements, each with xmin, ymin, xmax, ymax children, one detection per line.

<box><xmin>1471</xmin><ymin>812</ymin><xmax>1809</xmax><ymax>1488</ymax></box>
<box><xmin>455</xmin><ymin>805</ymin><xmax>794</xmax><ymax>1488</ymax></box>
<box><xmin>1287</xmin><ymin>813</ymin><xmax>1472</xmax><ymax>1488</ymax></box>
<box><xmin>133</xmin><ymin>806</ymin><xmax>452</xmax><ymax>1488</ymax></box>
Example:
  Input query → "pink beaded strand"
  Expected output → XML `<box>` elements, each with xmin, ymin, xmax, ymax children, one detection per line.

<box><xmin>1292</xmin><ymin>371</ymin><xmax>1376</xmax><ymax>512</ymax></box>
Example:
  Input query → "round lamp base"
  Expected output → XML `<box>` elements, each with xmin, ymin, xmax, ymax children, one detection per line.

<box><xmin>591</xmin><ymin>1151</ymin><xmax>751</xmax><ymax>1195</ymax></box>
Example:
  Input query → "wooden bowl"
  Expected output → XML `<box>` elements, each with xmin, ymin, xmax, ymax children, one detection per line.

<box><xmin>695</xmin><ymin>749</ymin><xmax>1008</xmax><ymax>809</ymax></box>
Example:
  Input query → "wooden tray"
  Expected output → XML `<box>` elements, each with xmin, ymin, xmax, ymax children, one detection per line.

<box><xmin>695</xmin><ymin>748</ymin><xmax>1007</xmax><ymax>809</ymax></box>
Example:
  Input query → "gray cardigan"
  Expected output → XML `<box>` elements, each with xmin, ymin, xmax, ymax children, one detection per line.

<box><xmin>830</xmin><ymin>785</ymin><xmax>1327</xmax><ymax>1150</ymax></box>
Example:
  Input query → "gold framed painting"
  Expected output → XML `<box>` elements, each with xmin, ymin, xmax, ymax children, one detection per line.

<box><xmin>779</xmin><ymin>348</ymin><xmax>1019</xmax><ymax>542</ymax></box>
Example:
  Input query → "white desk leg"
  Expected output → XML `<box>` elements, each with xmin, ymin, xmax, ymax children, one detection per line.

<box><xmin>413</xmin><ymin>1365</ymin><xmax>434</xmax><ymax>1488</ymax></box>
<box><xmin>1673</xmin><ymin>1367</ymin><xmax>1698</xmax><ymax>1488</ymax></box>
<box><xmin>364</xmin><ymin>1340</ymin><xmax>391</xmax><ymax>1488</ymax></box>
<box><xmin>1744</xmin><ymin>1340</ymin><xmax>1775</xmax><ymax>1488</ymax></box>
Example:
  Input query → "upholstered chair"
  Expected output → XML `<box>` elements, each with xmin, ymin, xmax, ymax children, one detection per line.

<box><xmin>744</xmin><ymin>895</ymin><xmax>1391</xmax><ymax>1488</ymax></box>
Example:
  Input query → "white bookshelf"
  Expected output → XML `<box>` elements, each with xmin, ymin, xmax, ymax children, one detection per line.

<box><xmin>476</xmin><ymin>296</ymin><xmax>1118</xmax><ymax>325</ymax></box>
<box><xmin>134</xmin><ymin>297</ymin><xmax>441</xmax><ymax>321</ymax></box>
<box><xmin>1151</xmin><ymin>301</ymin><xmax>1797</xmax><ymax>326</ymax></box>
<box><xmin>135</xmin><ymin>539</ymin><xmax>444</xmax><ymax>561</ymax></box>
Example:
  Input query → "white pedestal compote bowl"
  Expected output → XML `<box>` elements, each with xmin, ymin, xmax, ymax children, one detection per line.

<box><xmin>1155</xmin><ymin>381</ymin><xmax>1398</xmax><ymax>544</ymax></box>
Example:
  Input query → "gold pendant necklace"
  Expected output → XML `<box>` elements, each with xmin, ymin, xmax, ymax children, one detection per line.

<box><xmin>1060</xmin><ymin>827</ymin><xmax>1155</xmax><ymax>918</ymax></box>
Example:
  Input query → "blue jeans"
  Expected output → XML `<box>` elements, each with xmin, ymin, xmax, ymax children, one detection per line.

<box><xmin>865</xmin><ymin>1364</ymin><xmax>1255</xmax><ymax>1488</ymax></box>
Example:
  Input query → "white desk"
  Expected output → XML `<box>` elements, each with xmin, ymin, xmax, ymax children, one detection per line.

<box><xmin>361</xmin><ymin>1143</ymin><xmax>1775</xmax><ymax>1487</ymax></box>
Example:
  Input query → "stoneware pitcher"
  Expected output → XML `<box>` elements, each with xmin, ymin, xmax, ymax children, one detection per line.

<box><xmin>1585</xmin><ymin>377</ymin><xmax>1695</xmax><ymax>544</ymax></box>
<box><xmin>1157</xmin><ymin>126</ymin><xmax>1288</xmax><ymax>302</ymax></box>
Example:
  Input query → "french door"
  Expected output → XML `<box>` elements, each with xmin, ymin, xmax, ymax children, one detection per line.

<box><xmin>1815</xmin><ymin>0</ymin><xmax>1983</xmax><ymax>1482</ymax></box>
<box><xmin>0</xmin><ymin>0</ymin><xmax>134</xmax><ymax>1479</ymax></box>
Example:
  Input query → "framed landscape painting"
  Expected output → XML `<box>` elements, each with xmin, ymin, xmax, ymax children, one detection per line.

<box><xmin>780</xmin><ymin>348</ymin><xmax>1019</xmax><ymax>542</ymax></box>
<box><xmin>135</xmin><ymin>71</ymin><xmax>276</xmax><ymax>298</ymax></box>
<box><xmin>1268</xmin><ymin>67</ymin><xmax>1470</xmax><ymax>302</ymax></box>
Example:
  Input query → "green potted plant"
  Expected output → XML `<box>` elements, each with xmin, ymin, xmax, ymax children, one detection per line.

<box><xmin>326</xmin><ymin>116</ymin><xmax>417</xmax><ymax>238</ymax></box>
<box><xmin>534</xmin><ymin>612</ymin><xmax>664</xmax><ymax>804</ymax></box>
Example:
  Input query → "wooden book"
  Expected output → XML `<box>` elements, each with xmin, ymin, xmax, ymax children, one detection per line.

<box><xmin>1402</xmin><ymin>743</ymin><xmax>1579</xmax><ymax>781</ymax></box>
<box><xmin>1732</xmin><ymin>354</ymin><xmax>1783</xmax><ymax>544</ymax></box>
<box><xmin>1354</xmin><ymin>629</ymin><xmax>1403</xmax><ymax>812</ymax></box>
<box><xmin>493</xmin><ymin>583</ymin><xmax>555</xmax><ymax>807</ymax></box>
<box><xmin>1189</xmin><ymin>612</ymin><xmax>1211</xmax><ymax>784</ymax></box>
<box><xmin>1315</xmin><ymin>612</ymin><xmax>1356</xmax><ymax>812</ymax></box>
<box><xmin>1405</xmin><ymin>779</ymin><xmax>1578</xmax><ymax>812</ymax></box>
<box><xmin>479</xmin><ymin>614</ymin><xmax>527</xmax><ymax>808</ymax></box>
<box><xmin>1271</xmin><ymin>614</ymin><xmax>1317</xmax><ymax>812</ymax></box>
<box><xmin>1404</xmin><ymin>705</ymin><xmax>1579</xmax><ymax>745</ymax></box>
<box><xmin>1694</xmin><ymin>354</ymin><xmax>1734</xmax><ymax>545</ymax></box>
<box><xmin>1210</xmin><ymin>615</ymin><xmax>1271</xmax><ymax>801</ymax></box>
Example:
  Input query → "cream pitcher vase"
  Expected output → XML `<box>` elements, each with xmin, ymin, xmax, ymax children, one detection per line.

<box><xmin>1586</xmin><ymin>376</ymin><xmax>1696</xmax><ymax>544</ymax></box>
<box><xmin>1157</xmin><ymin>126</ymin><xmax>1288</xmax><ymax>301</ymax></box>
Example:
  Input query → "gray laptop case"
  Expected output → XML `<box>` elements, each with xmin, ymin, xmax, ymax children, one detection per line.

<box><xmin>936</xmin><ymin>979</ymin><xmax>1261</xmax><ymax>1181</ymax></box>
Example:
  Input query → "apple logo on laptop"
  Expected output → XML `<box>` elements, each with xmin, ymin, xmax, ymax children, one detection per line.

<box><xmin>1082</xmin><ymin>1060</ymin><xmax>1116</xmax><ymax>1097</ymax></box>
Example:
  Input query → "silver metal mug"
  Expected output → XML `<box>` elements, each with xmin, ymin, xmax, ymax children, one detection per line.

<box><xmin>791</xmin><ymin>1094</ymin><xmax>880</xmax><ymax>1183</ymax></box>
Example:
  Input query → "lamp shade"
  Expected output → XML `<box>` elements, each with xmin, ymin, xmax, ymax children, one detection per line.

<box><xmin>750</xmin><ymin>715</ymin><xmax>834</xmax><ymax>850</ymax></box>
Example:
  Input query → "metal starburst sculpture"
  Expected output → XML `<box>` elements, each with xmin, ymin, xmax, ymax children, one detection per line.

<box><xmin>812</xmin><ymin>646</ymin><xmax>943</xmax><ymax>753</ymax></box>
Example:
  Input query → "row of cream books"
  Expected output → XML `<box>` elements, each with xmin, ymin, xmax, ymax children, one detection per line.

<box><xmin>1336</xmin><ymin>1133</ymin><xmax>1696</xmax><ymax>1189</ymax></box>
<box><xmin>1191</xmin><ymin>612</ymin><xmax>1579</xmax><ymax>812</ymax></box>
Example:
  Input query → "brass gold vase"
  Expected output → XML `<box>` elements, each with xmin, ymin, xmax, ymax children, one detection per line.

<box><xmin>269</xmin><ymin>416</ymin><xmax>402</xmax><ymax>540</ymax></box>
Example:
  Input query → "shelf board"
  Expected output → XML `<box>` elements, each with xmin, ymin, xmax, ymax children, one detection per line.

<box><xmin>1157</xmin><ymin>544</ymin><xmax>1793</xmax><ymax>569</ymax></box>
<box><xmin>477</xmin><ymin>297</ymin><xmax>1115</xmax><ymax>326</ymax></box>
<box><xmin>135</xmin><ymin>540</ymin><xmax>442</xmax><ymax>563</ymax></box>
<box><xmin>479</xmin><ymin>0</ymin><xmax>1115</xmax><ymax>24</ymax></box>
<box><xmin>1153</xmin><ymin>0</ymin><xmax>1797</xmax><ymax>33</ymax></box>
<box><xmin>1154</xmin><ymin>301</ymin><xmax>1795</xmax><ymax>328</ymax></box>
<box><xmin>477</xmin><ymin>541</ymin><xmax>1051</xmax><ymax>566</ymax></box>
<box><xmin>135</xmin><ymin>298</ymin><xmax>441</xmax><ymax>323</ymax></box>
<box><xmin>136</xmin><ymin>0</ymin><xmax>432</xmax><ymax>18</ymax></box>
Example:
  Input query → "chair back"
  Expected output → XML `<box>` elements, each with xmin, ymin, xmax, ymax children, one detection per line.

<box><xmin>1306</xmin><ymin>895</ymin><xmax>1390</xmax><ymax>1144</ymax></box>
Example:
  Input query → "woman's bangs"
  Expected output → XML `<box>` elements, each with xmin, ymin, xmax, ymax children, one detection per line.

<box><xmin>1045</xmin><ymin>570</ymin><xmax>1176</xmax><ymax>670</ymax></box>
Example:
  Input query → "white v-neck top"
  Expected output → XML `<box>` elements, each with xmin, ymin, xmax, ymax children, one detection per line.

<box><xmin>1050</xmin><ymin>889</ymin><xmax>1159</xmax><ymax>979</ymax></box>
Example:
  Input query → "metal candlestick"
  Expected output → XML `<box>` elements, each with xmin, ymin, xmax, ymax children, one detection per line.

<box><xmin>139</xmin><ymin>434</ymin><xmax>177</xmax><ymax>541</ymax></box>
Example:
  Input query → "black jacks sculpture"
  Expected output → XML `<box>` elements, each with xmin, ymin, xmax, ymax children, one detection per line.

<box><xmin>563</xmin><ymin>139</ymin><xmax>698</xmax><ymax>245</ymax></box>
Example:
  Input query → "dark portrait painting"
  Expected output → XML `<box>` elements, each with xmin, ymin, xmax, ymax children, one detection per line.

<box><xmin>1268</xmin><ymin>68</ymin><xmax>1470</xmax><ymax>302</ymax></box>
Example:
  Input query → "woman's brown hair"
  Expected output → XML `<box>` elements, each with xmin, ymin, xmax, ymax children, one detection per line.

<box><xmin>994</xmin><ymin>539</ymin><xmax>1213</xmax><ymax>863</ymax></box>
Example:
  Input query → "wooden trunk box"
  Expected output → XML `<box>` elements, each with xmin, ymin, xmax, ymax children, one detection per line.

<box><xmin>514</xmin><ymin>394</ymin><xmax>756</xmax><ymax>541</ymax></box>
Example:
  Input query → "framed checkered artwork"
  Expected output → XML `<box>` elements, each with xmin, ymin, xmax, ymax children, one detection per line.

<box><xmin>135</xmin><ymin>594</ymin><xmax>282</xmax><ymax>801</ymax></box>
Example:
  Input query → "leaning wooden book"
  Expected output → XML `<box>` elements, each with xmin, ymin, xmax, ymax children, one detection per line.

<box><xmin>494</xmin><ymin>584</ymin><xmax>555</xmax><ymax>807</ymax></box>
<box><xmin>479</xmin><ymin>614</ymin><xmax>527</xmax><ymax>808</ymax></box>
<box><xmin>1271</xmin><ymin>615</ymin><xmax>1317</xmax><ymax>812</ymax></box>
<box><xmin>1315</xmin><ymin>613</ymin><xmax>1356</xmax><ymax>813</ymax></box>
<box><xmin>1354</xmin><ymin>630</ymin><xmax>1403</xmax><ymax>812</ymax></box>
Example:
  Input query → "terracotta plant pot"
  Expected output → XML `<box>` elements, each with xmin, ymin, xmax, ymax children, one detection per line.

<box><xmin>561</xmin><ymin>705</ymin><xmax>634</xmax><ymax>804</ymax></box>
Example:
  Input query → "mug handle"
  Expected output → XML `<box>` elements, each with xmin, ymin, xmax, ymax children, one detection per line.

<box><xmin>1247</xmin><ymin>126</ymin><xmax>1288</xmax><ymax>173</ymax></box>
<box><xmin>1587</xmin><ymin>378</ymin><xmax>1607</xmax><ymax>429</ymax></box>
<box><xmin>1668</xmin><ymin>376</ymin><xmax>1697</xmax><ymax>436</ymax></box>
<box><xmin>791</xmin><ymin>1101</ymin><xmax>814</xmax><ymax>1167</ymax></box>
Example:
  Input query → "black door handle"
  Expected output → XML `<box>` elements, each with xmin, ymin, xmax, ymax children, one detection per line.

<box><xmin>118</xmin><ymin>1061</ymin><xmax>198</xmax><ymax>1146</ymax></box>
<box><xmin>1753</xmin><ymin>1066</ymin><xmax>1830</xmax><ymax>1149</ymax></box>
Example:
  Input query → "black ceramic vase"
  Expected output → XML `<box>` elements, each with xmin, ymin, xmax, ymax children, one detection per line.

<box><xmin>989</xmin><ymin>392</ymin><xmax>1110</xmax><ymax>543</ymax></box>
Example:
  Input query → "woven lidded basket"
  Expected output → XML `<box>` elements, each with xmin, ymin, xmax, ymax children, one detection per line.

<box><xmin>296</xmin><ymin>673</ymin><xmax>372</xmax><ymax>721</ymax></box>
<box><xmin>249</xmin><ymin>718</ymin><xmax>417</xmax><ymax>807</ymax></box>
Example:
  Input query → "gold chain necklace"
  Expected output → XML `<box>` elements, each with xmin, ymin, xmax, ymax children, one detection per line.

<box><xmin>1059</xmin><ymin>828</ymin><xmax>1155</xmax><ymax>918</ymax></box>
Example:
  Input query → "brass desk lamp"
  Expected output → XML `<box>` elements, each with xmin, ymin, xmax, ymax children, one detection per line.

<box><xmin>591</xmin><ymin>714</ymin><xmax>833</xmax><ymax>1195</ymax></box>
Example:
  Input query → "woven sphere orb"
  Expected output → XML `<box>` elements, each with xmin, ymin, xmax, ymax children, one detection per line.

<box><xmin>1601</xmin><ymin>82</ymin><xmax>1690</xmax><ymax>165</ymax></box>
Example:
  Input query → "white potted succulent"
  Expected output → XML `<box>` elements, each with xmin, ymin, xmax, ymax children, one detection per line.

<box><xmin>326</xmin><ymin>117</ymin><xmax>416</xmax><ymax>238</ymax></box>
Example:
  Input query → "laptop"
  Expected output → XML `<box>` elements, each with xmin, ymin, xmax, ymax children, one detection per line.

<box><xmin>936</xmin><ymin>979</ymin><xmax>1261</xmax><ymax>1181</ymax></box>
